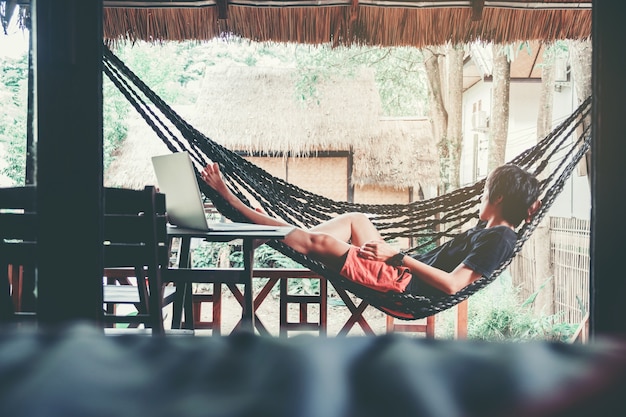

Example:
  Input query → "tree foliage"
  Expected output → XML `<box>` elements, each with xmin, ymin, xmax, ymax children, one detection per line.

<box><xmin>0</xmin><ymin>53</ymin><xmax>27</xmax><ymax>184</ymax></box>
<box><xmin>291</xmin><ymin>44</ymin><xmax>429</xmax><ymax>116</ymax></box>
<box><xmin>1</xmin><ymin>39</ymin><xmax>431</xmax><ymax>184</ymax></box>
<box><xmin>0</xmin><ymin>48</ymin><xmax>135</xmax><ymax>182</ymax></box>
<box><xmin>116</xmin><ymin>39</ymin><xmax>430</xmax><ymax>117</ymax></box>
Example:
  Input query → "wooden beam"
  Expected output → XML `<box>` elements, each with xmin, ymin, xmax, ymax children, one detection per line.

<box><xmin>216</xmin><ymin>0</ymin><xmax>227</xmax><ymax>20</ymax></box>
<box><xmin>470</xmin><ymin>0</ymin><xmax>484</xmax><ymax>21</ymax></box>
<box><xmin>100</xmin><ymin>1</ymin><xmax>591</xmax><ymax>10</ymax></box>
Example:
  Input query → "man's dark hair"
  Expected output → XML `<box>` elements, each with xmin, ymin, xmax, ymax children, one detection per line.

<box><xmin>486</xmin><ymin>164</ymin><xmax>541</xmax><ymax>227</ymax></box>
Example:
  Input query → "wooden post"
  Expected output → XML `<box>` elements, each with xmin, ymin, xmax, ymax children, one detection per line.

<box><xmin>454</xmin><ymin>299</ymin><xmax>468</xmax><ymax>339</ymax></box>
<box><xmin>533</xmin><ymin>220</ymin><xmax>554</xmax><ymax>316</ymax></box>
<box><xmin>34</xmin><ymin>0</ymin><xmax>103</xmax><ymax>326</ymax></box>
<box><xmin>589</xmin><ymin>0</ymin><xmax>626</xmax><ymax>337</ymax></box>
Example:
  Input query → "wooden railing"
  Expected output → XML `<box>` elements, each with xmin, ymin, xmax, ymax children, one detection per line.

<box><xmin>104</xmin><ymin>267</ymin><xmax>468</xmax><ymax>338</ymax></box>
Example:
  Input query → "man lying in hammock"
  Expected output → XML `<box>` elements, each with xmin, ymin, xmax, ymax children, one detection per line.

<box><xmin>201</xmin><ymin>163</ymin><xmax>540</xmax><ymax>296</ymax></box>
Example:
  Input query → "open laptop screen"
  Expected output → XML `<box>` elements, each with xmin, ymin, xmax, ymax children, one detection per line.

<box><xmin>151</xmin><ymin>152</ymin><xmax>281</xmax><ymax>232</ymax></box>
<box><xmin>151</xmin><ymin>152</ymin><xmax>210</xmax><ymax>231</ymax></box>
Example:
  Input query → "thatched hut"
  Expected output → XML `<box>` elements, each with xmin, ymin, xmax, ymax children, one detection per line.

<box><xmin>50</xmin><ymin>1</ymin><xmax>590</xmax><ymax>203</ymax></box>
<box><xmin>191</xmin><ymin>66</ymin><xmax>382</xmax><ymax>156</ymax></box>
<box><xmin>190</xmin><ymin>65</ymin><xmax>439</xmax><ymax>202</ymax></box>
<box><xmin>106</xmin><ymin>64</ymin><xmax>439</xmax><ymax>204</ymax></box>
<box><xmin>353</xmin><ymin>118</ymin><xmax>438</xmax><ymax>199</ymax></box>
<box><xmin>104</xmin><ymin>105</ymin><xmax>191</xmax><ymax>190</ymax></box>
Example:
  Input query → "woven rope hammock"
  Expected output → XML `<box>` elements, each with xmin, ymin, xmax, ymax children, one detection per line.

<box><xmin>103</xmin><ymin>46</ymin><xmax>592</xmax><ymax>320</ymax></box>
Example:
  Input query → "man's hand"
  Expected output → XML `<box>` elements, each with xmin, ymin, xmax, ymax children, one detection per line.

<box><xmin>201</xmin><ymin>162</ymin><xmax>229</xmax><ymax>196</ymax></box>
<box><xmin>358</xmin><ymin>240</ymin><xmax>399</xmax><ymax>263</ymax></box>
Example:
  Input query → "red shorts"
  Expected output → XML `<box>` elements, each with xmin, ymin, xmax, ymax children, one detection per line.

<box><xmin>339</xmin><ymin>246</ymin><xmax>412</xmax><ymax>293</ymax></box>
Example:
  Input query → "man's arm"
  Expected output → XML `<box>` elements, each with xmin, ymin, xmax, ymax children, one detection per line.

<box><xmin>201</xmin><ymin>163</ymin><xmax>291</xmax><ymax>228</ymax></box>
<box><xmin>359</xmin><ymin>240</ymin><xmax>482</xmax><ymax>295</ymax></box>
<box><xmin>402</xmin><ymin>257</ymin><xmax>482</xmax><ymax>295</ymax></box>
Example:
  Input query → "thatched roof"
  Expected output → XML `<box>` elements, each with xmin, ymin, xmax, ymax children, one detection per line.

<box><xmin>191</xmin><ymin>65</ymin><xmax>439</xmax><ymax>189</ymax></box>
<box><xmin>104</xmin><ymin>106</ymin><xmax>187</xmax><ymax>190</ymax></box>
<box><xmin>99</xmin><ymin>1</ymin><xmax>591</xmax><ymax>47</ymax></box>
<box><xmin>353</xmin><ymin>118</ymin><xmax>438</xmax><ymax>189</ymax></box>
<box><xmin>86</xmin><ymin>0</ymin><xmax>589</xmax><ymax>191</ymax></box>
<box><xmin>191</xmin><ymin>65</ymin><xmax>382</xmax><ymax>156</ymax></box>
<box><xmin>104</xmin><ymin>68</ymin><xmax>439</xmax><ymax>190</ymax></box>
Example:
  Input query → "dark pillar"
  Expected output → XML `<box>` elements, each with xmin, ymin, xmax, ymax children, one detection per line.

<box><xmin>21</xmin><ymin>11</ymin><xmax>36</xmax><ymax>312</ymax></box>
<box><xmin>33</xmin><ymin>0</ymin><xmax>103</xmax><ymax>326</ymax></box>
<box><xmin>26</xmin><ymin>12</ymin><xmax>34</xmax><ymax>185</ymax></box>
<box><xmin>589</xmin><ymin>1</ymin><xmax>626</xmax><ymax>337</ymax></box>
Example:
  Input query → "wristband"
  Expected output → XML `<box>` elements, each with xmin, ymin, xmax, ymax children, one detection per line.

<box><xmin>387</xmin><ymin>252</ymin><xmax>406</xmax><ymax>267</ymax></box>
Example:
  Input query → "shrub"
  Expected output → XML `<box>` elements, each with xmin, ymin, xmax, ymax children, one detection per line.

<box><xmin>436</xmin><ymin>271</ymin><xmax>577</xmax><ymax>342</ymax></box>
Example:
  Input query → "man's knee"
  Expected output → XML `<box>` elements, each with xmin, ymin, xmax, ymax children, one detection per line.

<box><xmin>308</xmin><ymin>232</ymin><xmax>336</xmax><ymax>253</ymax></box>
<box><xmin>349</xmin><ymin>212</ymin><xmax>371</xmax><ymax>227</ymax></box>
<box><xmin>340</xmin><ymin>212</ymin><xmax>369</xmax><ymax>223</ymax></box>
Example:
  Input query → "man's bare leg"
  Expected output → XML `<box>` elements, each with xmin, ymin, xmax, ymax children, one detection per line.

<box><xmin>310</xmin><ymin>212</ymin><xmax>382</xmax><ymax>247</ymax></box>
<box><xmin>202</xmin><ymin>163</ymin><xmax>351</xmax><ymax>269</ymax></box>
<box><xmin>252</xmin><ymin>207</ymin><xmax>271</xmax><ymax>249</ymax></box>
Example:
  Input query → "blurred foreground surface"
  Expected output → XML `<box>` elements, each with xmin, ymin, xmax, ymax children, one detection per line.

<box><xmin>0</xmin><ymin>324</ymin><xmax>624</xmax><ymax>417</ymax></box>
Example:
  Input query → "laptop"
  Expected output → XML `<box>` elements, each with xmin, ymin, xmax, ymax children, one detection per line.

<box><xmin>151</xmin><ymin>152</ymin><xmax>279</xmax><ymax>232</ymax></box>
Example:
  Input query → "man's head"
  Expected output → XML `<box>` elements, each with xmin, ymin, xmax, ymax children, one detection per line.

<box><xmin>483</xmin><ymin>164</ymin><xmax>541</xmax><ymax>227</ymax></box>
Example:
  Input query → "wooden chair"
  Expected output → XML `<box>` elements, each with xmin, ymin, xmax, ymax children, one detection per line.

<box><xmin>277</xmin><ymin>270</ymin><xmax>327</xmax><ymax>337</ymax></box>
<box><xmin>1</xmin><ymin>185</ymin><xmax>172</xmax><ymax>334</ymax></box>
<box><xmin>385</xmin><ymin>299</ymin><xmax>469</xmax><ymax>339</ymax></box>
<box><xmin>101</xmin><ymin>186</ymin><xmax>173</xmax><ymax>335</ymax></box>
<box><xmin>0</xmin><ymin>186</ymin><xmax>37</xmax><ymax>325</ymax></box>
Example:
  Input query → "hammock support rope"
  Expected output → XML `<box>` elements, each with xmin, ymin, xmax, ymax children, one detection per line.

<box><xmin>103</xmin><ymin>46</ymin><xmax>592</xmax><ymax>320</ymax></box>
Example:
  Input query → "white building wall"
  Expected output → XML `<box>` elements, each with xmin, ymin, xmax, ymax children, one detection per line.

<box><xmin>546</xmin><ymin>84</ymin><xmax>591</xmax><ymax>220</ymax></box>
<box><xmin>461</xmin><ymin>78</ymin><xmax>590</xmax><ymax>219</ymax></box>
<box><xmin>506</xmin><ymin>82</ymin><xmax>543</xmax><ymax>162</ymax></box>
<box><xmin>461</xmin><ymin>84</ymin><xmax>491</xmax><ymax>185</ymax></box>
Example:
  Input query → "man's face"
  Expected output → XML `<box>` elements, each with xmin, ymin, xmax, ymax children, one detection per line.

<box><xmin>479</xmin><ymin>178</ymin><xmax>498</xmax><ymax>221</ymax></box>
<box><xmin>478</xmin><ymin>186</ymin><xmax>491</xmax><ymax>221</ymax></box>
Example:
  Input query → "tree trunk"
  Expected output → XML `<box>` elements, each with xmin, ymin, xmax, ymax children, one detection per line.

<box><xmin>423</xmin><ymin>46</ymin><xmax>449</xmax><ymax>192</ymax></box>
<box><xmin>445</xmin><ymin>44</ymin><xmax>464</xmax><ymax>191</ymax></box>
<box><xmin>488</xmin><ymin>44</ymin><xmax>510</xmax><ymax>170</ymax></box>
<box><xmin>537</xmin><ymin>45</ymin><xmax>555</xmax><ymax>140</ymax></box>
<box><xmin>569</xmin><ymin>39</ymin><xmax>593</xmax><ymax>178</ymax></box>
<box><xmin>533</xmin><ymin>44</ymin><xmax>557</xmax><ymax>317</ymax></box>
<box><xmin>569</xmin><ymin>39</ymin><xmax>593</xmax><ymax>105</ymax></box>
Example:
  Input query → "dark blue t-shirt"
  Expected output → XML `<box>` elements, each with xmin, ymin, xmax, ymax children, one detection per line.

<box><xmin>406</xmin><ymin>222</ymin><xmax>517</xmax><ymax>296</ymax></box>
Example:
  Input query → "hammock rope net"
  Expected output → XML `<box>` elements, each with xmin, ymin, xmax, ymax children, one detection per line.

<box><xmin>103</xmin><ymin>46</ymin><xmax>592</xmax><ymax>320</ymax></box>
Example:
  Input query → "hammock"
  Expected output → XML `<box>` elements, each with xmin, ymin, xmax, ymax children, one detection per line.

<box><xmin>103</xmin><ymin>46</ymin><xmax>592</xmax><ymax>320</ymax></box>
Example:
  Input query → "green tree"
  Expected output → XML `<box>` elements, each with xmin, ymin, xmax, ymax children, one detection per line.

<box><xmin>293</xmin><ymin>44</ymin><xmax>429</xmax><ymax>116</ymax></box>
<box><xmin>0</xmin><ymin>53</ymin><xmax>27</xmax><ymax>184</ymax></box>
<box><xmin>112</xmin><ymin>41</ymin><xmax>230</xmax><ymax>105</ymax></box>
<box><xmin>140</xmin><ymin>39</ymin><xmax>430</xmax><ymax>117</ymax></box>
<box><xmin>3</xmin><ymin>40</ymin><xmax>432</xmax><ymax>184</ymax></box>
<box><xmin>103</xmin><ymin>76</ymin><xmax>130</xmax><ymax>170</ymax></box>
<box><xmin>0</xmin><ymin>47</ymin><xmax>132</xmax><ymax>181</ymax></box>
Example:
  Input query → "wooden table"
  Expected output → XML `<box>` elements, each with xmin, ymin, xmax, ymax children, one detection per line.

<box><xmin>166</xmin><ymin>224</ymin><xmax>293</xmax><ymax>333</ymax></box>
